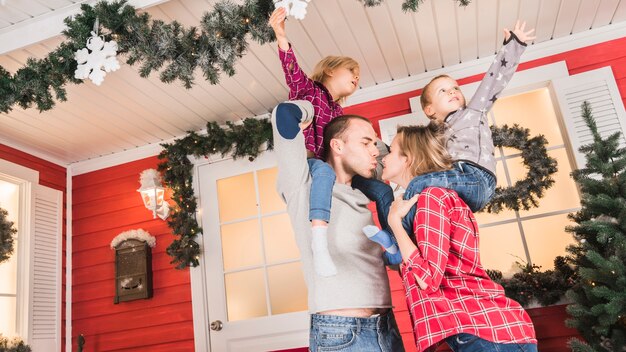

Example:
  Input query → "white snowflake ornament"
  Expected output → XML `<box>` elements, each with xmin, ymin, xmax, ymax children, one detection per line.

<box><xmin>274</xmin><ymin>0</ymin><xmax>311</xmax><ymax>20</ymax></box>
<box><xmin>74</xmin><ymin>31</ymin><xmax>120</xmax><ymax>86</ymax></box>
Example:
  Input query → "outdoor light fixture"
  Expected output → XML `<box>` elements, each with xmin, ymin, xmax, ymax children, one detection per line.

<box><xmin>137</xmin><ymin>169</ymin><xmax>170</xmax><ymax>220</ymax></box>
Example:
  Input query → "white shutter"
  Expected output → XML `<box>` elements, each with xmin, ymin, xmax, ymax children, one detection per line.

<box><xmin>29</xmin><ymin>185</ymin><xmax>62</xmax><ymax>352</ymax></box>
<box><xmin>551</xmin><ymin>66</ymin><xmax>626</xmax><ymax>169</ymax></box>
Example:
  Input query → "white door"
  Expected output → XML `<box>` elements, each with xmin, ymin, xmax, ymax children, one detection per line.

<box><xmin>196</xmin><ymin>151</ymin><xmax>309</xmax><ymax>352</ymax></box>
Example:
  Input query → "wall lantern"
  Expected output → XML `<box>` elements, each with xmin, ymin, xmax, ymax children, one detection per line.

<box><xmin>111</xmin><ymin>229</ymin><xmax>156</xmax><ymax>303</ymax></box>
<box><xmin>137</xmin><ymin>168</ymin><xmax>170</xmax><ymax>220</ymax></box>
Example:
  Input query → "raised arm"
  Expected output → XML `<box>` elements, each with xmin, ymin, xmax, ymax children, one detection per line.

<box><xmin>466</xmin><ymin>20</ymin><xmax>535</xmax><ymax>113</ymax></box>
<box><xmin>269</xmin><ymin>8</ymin><xmax>317</xmax><ymax>100</ymax></box>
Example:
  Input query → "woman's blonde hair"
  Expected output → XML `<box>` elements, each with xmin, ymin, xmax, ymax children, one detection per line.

<box><xmin>311</xmin><ymin>56</ymin><xmax>359</xmax><ymax>102</ymax></box>
<box><xmin>396</xmin><ymin>123</ymin><xmax>453</xmax><ymax>177</ymax></box>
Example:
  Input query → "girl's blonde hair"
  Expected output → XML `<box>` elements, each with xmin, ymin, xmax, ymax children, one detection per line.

<box><xmin>396</xmin><ymin>123</ymin><xmax>453</xmax><ymax>177</ymax></box>
<box><xmin>311</xmin><ymin>56</ymin><xmax>359</xmax><ymax>102</ymax></box>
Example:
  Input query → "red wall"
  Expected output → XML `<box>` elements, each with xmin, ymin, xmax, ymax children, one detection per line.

<box><xmin>342</xmin><ymin>36</ymin><xmax>626</xmax><ymax>351</ymax></box>
<box><xmin>0</xmin><ymin>144</ymin><xmax>67</xmax><ymax>351</ymax></box>
<box><xmin>71</xmin><ymin>156</ymin><xmax>194</xmax><ymax>351</ymax></box>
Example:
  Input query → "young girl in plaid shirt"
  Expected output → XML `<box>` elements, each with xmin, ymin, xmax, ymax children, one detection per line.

<box><xmin>270</xmin><ymin>8</ymin><xmax>361</xmax><ymax>277</ymax></box>
<box><xmin>382</xmin><ymin>124</ymin><xmax>537</xmax><ymax>352</ymax></box>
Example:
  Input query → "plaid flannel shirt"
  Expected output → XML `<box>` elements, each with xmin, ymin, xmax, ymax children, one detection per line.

<box><xmin>279</xmin><ymin>45</ymin><xmax>343</xmax><ymax>159</ymax></box>
<box><xmin>401</xmin><ymin>187</ymin><xmax>536</xmax><ymax>351</ymax></box>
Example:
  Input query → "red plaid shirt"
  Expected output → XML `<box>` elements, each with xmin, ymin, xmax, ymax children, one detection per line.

<box><xmin>401</xmin><ymin>187</ymin><xmax>536</xmax><ymax>351</ymax></box>
<box><xmin>279</xmin><ymin>45</ymin><xmax>343</xmax><ymax>159</ymax></box>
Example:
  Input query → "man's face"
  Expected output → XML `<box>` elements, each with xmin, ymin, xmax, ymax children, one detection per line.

<box><xmin>335</xmin><ymin>119</ymin><xmax>380</xmax><ymax>178</ymax></box>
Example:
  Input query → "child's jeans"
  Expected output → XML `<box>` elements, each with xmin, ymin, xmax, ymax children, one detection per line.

<box><xmin>353</xmin><ymin>161</ymin><xmax>496</xmax><ymax>236</ymax></box>
<box><xmin>308</xmin><ymin>158</ymin><xmax>336</xmax><ymax>222</ymax></box>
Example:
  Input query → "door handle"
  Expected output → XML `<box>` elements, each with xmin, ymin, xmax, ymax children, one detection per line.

<box><xmin>210</xmin><ymin>320</ymin><xmax>223</xmax><ymax>331</ymax></box>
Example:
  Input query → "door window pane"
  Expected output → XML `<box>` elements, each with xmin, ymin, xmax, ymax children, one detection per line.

<box><xmin>258</xmin><ymin>168</ymin><xmax>286</xmax><ymax>214</ymax></box>
<box><xmin>221</xmin><ymin>219</ymin><xmax>263</xmax><ymax>271</ymax></box>
<box><xmin>522</xmin><ymin>214</ymin><xmax>576</xmax><ymax>270</ymax></box>
<box><xmin>217</xmin><ymin>173</ymin><xmax>257</xmax><ymax>222</ymax></box>
<box><xmin>268</xmin><ymin>263</ymin><xmax>308</xmax><ymax>315</ymax></box>
<box><xmin>492</xmin><ymin>88</ymin><xmax>564</xmax><ymax>154</ymax></box>
<box><xmin>262</xmin><ymin>214</ymin><xmax>300</xmax><ymax>264</ymax></box>
<box><xmin>518</xmin><ymin>149</ymin><xmax>580</xmax><ymax>217</ymax></box>
<box><xmin>0</xmin><ymin>297</ymin><xmax>16</xmax><ymax>336</ymax></box>
<box><xmin>225</xmin><ymin>269</ymin><xmax>268</xmax><ymax>321</ymax></box>
<box><xmin>479</xmin><ymin>222</ymin><xmax>527</xmax><ymax>276</ymax></box>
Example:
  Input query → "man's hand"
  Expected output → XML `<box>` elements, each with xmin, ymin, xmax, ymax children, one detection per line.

<box><xmin>504</xmin><ymin>20</ymin><xmax>536</xmax><ymax>43</ymax></box>
<box><xmin>269</xmin><ymin>8</ymin><xmax>290</xmax><ymax>51</ymax></box>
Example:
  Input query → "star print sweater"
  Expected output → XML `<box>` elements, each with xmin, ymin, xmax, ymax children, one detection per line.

<box><xmin>443</xmin><ymin>32</ymin><xmax>526</xmax><ymax>177</ymax></box>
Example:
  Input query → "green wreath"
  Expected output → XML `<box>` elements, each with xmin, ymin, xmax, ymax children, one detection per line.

<box><xmin>0</xmin><ymin>207</ymin><xmax>17</xmax><ymax>264</ymax></box>
<box><xmin>485</xmin><ymin>124</ymin><xmax>558</xmax><ymax>213</ymax></box>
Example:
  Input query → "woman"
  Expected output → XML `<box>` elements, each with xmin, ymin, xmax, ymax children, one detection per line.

<box><xmin>381</xmin><ymin>123</ymin><xmax>537</xmax><ymax>352</ymax></box>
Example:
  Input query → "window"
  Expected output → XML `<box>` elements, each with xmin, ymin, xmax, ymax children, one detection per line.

<box><xmin>0</xmin><ymin>160</ymin><xmax>62</xmax><ymax>352</ymax></box>
<box><xmin>475</xmin><ymin>88</ymin><xmax>580</xmax><ymax>275</ymax></box>
<box><xmin>0</xmin><ymin>179</ymin><xmax>19</xmax><ymax>338</ymax></box>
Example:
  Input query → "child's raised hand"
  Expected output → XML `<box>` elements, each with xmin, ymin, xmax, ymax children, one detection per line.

<box><xmin>269</xmin><ymin>8</ymin><xmax>289</xmax><ymax>50</ymax></box>
<box><xmin>504</xmin><ymin>20</ymin><xmax>536</xmax><ymax>44</ymax></box>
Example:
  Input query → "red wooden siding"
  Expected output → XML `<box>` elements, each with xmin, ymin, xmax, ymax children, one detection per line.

<box><xmin>341</xmin><ymin>36</ymin><xmax>626</xmax><ymax>351</ymax></box>
<box><xmin>71</xmin><ymin>156</ymin><xmax>193</xmax><ymax>352</ymax></box>
<box><xmin>0</xmin><ymin>144</ymin><xmax>67</xmax><ymax>351</ymax></box>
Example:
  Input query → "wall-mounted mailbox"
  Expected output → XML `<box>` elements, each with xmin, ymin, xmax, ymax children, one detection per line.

<box><xmin>113</xmin><ymin>238</ymin><xmax>153</xmax><ymax>304</ymax></box>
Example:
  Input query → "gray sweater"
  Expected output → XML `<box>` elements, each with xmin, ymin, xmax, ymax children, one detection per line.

<box><xmin>445</xmin><ymin>34</ymin><xmax>527</xmax><ymax>177</ymax></box>
<box><xmin>271</xmin><ymin>102</ymin><xmax>392</xmax><ymax>314</ymax></box>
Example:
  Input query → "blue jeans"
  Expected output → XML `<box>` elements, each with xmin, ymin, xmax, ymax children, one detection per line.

<box><xmin>445</xmin><ymin>333</ymin><xmax>538</xmax><ymax>352</ymax></box>
<box><xmin>309</xmin><ymin>311</ymin><xmax>405</xmax><ymax>351</ymax></box>
<box><xmin>308</xmin><ymin>158</ymin><xmax>336</xmax><ymax>222</ymax></box>
<box><xmin>401</xmin><ymin>162</ymin><xmax>496</xmax><ymax>234</ymax></box>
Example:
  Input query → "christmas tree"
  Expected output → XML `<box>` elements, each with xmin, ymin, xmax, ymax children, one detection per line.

<box><xmin>565</xmin><ymin>101</ymin><xmax>626</xmax><ymax>351</ymax></box>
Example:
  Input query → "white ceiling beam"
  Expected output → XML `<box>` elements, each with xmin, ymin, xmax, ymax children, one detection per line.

<box><xmin>0</xmin><ymin>0</ymin><xmax>170</xmax><ymax>55</ymax></box>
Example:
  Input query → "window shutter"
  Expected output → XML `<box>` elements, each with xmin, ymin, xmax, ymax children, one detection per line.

<box><xmin>550</xmin><ymin>66</ymin><xmax>626</xmax><ymax>169</ymax></box>
<box><xmin>29</xmin><ymin>185</ymin><xmax>62</xmax><ymax>352</ymax></box>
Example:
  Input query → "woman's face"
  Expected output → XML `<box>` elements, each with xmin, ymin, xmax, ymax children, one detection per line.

<box><xmin>382</xmin><ymin>135</ymin><xmax>410</xmax><ymax>186</ymax></box>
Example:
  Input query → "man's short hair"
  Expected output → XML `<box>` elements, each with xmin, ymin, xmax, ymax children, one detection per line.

<box><xmin>322</xmin><ymin>115</ymin><xmax>371</xmax><ymax>161</ymax></box>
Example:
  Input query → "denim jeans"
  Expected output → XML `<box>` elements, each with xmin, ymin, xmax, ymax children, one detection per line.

<box><xmin>309</xmin><ymin>311</ymin><xmax>405</xmax><ymax>352</ymax></box>
<box><xmin>401</xmin><ymin>162</ymin><xmax>496</xmax><ymax>234</ymax></box>
<box><xmin>351</xmin><ymin>175</ymin><xmax>394</xmax><ymax>231</ymax></box>
<box><xmin>445</xmin><ymin>333</ymin><xmax>538</xmax><ymax>352</ymax></box>
<box><xmin>308</xmin><ymin>158</ymin><xmax>336</xmax><ymax>222</ymax></box>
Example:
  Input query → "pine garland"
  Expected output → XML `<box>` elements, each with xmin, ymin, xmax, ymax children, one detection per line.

<box><xmin>0</xmin><ymin>335</ymin><xmax>31</xmax><ymax>352</ymax></box>
<box><xmin>0</xmin><ymin>0</ymin><xmax>276</xmax><ymax>113</ymax></box>
<box><xmin>159</xmin><ymin>118</ymin><xmax>555</xmax><ymax>268</ymax></box>
<box><xmin>0</xmin><ymin>207</ymin><xmax>17</xmax><ymax>264</ymax></box>
<box><xmin>486</xmin><ymin>124</ymin><xmax>558</xmax><ymax>213</ymax></box>
<box><xmin>157</xmin><ymin>117</ymin><xmax>273</xmax><ymax>269</ymax></box>
<box><xmin>487</xmin><ymin>256</ymin><xmax>577</xmax><ymax>307</ymax></box>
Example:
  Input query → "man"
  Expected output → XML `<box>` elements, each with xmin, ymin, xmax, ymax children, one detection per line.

<box><xmin>271</xmin><ymin>101</ymin><xmax>404</xmax><ymax>351</ymax></box>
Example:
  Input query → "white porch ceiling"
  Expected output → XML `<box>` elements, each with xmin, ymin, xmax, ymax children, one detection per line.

<box><xmin>1</xmin><ymin>0</ymin><xmax>625</xmax><ymax>166</ymax></box>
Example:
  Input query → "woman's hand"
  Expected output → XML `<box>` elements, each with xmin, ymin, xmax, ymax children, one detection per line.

<box><xmin>388</xmin><ymin>194</ymin><xmax>418</xmax><ymax>225</ymax></box>
<box><xmin>269</xmin><ymin>8</ymin><xmax>289</xmax><ymax>50</ymax></box>
<box><xmin>504</xmin><ymin>20</ymin><xmax>536</xmax><ymax>43</ymax></box>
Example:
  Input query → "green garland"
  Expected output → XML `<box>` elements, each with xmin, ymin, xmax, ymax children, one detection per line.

<box><xmin>487</xmin><ymin>256</ymin><xmax>577</xmax><ymax>307</ymax></box>
<box><xmin>157</xmin><ymin>118</ymin><xmax>273</xmax><ymax>269</ymax></box>
<box><xmin>486</xmin><ymin>124</ymin><xmax>558</xmax><ymax>213</ymax></box>
<box><xmin>0</xmin><ymin>208</ymin><xmax>17</xmax><ymax>264</ymax></box>
<box><xmin>0</xmin><ymin>335</ymin><xmax>31</xmax><ymax>352</ymax></box>
<box><xmin>159</xmin><ymin>120</ymin><xmax>555</xmax><ymax>269</ymax></box>
<box><xmin>0</xmin><ymin>0</ymin><xmax>471</xmax><ymax>114</ymax></box>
